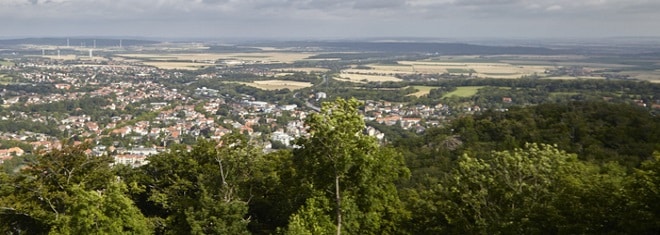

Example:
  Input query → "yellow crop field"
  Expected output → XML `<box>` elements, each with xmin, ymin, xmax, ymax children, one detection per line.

<box><xmin>428</xmin><ymin>55</ymin><xmax>482</xmax><ymax>60</ymax></box>
<box><xmin>621</xmin><ymin>70</ymin><xmax>660</xmax><ymax>83</ymax></box>
<box><xmin>396</xmin><ymin>61</ymin><xmax>550</xmax><ymax>78</ymax></box>
<box><xmin>110</xmin><ymin>57</ymin><xmax>143</xmax><ymax>63</ymax></box>
<box><xmin>365</xmin><ymin>64</ymin><xmax>415</xmax><ymax>73</ymax></box>
<box><xmin>118</xmin><ymin>54</ymin><xmax>178</xmax><ymax>60</ymax></box>
<box><xmin>143</xmin><ymin>62</ymin><xmax>214</xmax><ymax>70</ymax></box>
<box><xmin>275</xmin><ymin>67</ymin><xmax>330</xmax><ymax>73</ymax></box>
<box><xmin>412</xmin><ymin>64</ymin><xmax>453</xmax><ymax>74</ymax></box>
<box><xmin>43</xmin><ymin>55</ymin><xmax>78</xmax><ymax>60</ymax></box>
<box><xmin>398</xmin><ymin>61</ymin><xmax>469</xmax><ymax>74</ymax></box>
<box><xmin>222</xmin><ymin>52</ymin><xmax>315</xmax><ymax>63</ymax></box>
<box><xmin>343</xmin><ymin>64</ymin><xmax>416</xmax><ymax>75</ymax></box>
<box><xmin>471</xmin><ymin>64</ymin><xmax>548</xmax><ymax>78</ymax></box>
<box><xmin>239</xmin><ymin>80</ymin><xmax>313</xmax><ymax>90</ymax></box>
<box><xmin>545</xmin><ymin>76</ymin><xmax>605</xmax><ymax>80</ymax></box>
<box><xmin>337</xmin><ymin>73</ymin><xmax>402</xmax><ymax>83</ymax></box>
<box><xmin>118</xmin><ymin>52</ymin><xmax>317</xmax><ymax>64</ymax></box>
<box><xmin>117</xmin><ymin>52</ymin><xmax>320</xmax><ymax>70</ymax></box>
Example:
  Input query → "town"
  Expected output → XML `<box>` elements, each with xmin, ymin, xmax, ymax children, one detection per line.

<box><xmin>0</xmin><ymin>42</ymin><xmax>466</xmax><ymax>167</ymax></box>
<box><xmin>1</xmin><ymin>39</ymin><xmax>659</xmax><ymax>168</ymax></box>
<box><xmin>3</xmin><ymin>0</ymin><xmax>660</xmax><ymax>232</ymax></box>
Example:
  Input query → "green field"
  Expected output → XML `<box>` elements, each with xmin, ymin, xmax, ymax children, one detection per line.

<box><xmin>408</xmin><ymin>86</ymin><xmax>439</xmax><ymax>97</ymax></box>
<box><xmin>443</xmin><ymin>86</ymin><xmax>484</xmax><ymax>98</ymax></box>
<box><xmin>549</xmin><ymin>92</ymin><xmax>580</xmax><ymax>98</ymax></box>
<box><xmin>447</xmin><ymin>68</ymin><xmax>477</xmax><ymax>74</ymax></box>
<box><xmin>0</xmin><ymin>60</ymin><xmax>14</xmax><ymax>67</ymax></box>
<box><xmin>0</xmin><ymin>74</ymin><xmax>12</xmax><ymax>84</ymax></box>
<box><xmin>481</xmin><ymin>72</ymin><xmax>520</xmax><ymax>76</ymax></box>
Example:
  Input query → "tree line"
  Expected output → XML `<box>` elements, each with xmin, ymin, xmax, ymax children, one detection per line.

<box><xmin>1</xmin><ymin>98</ymin><xmax>659</xmax><ymax>234</ymax></box>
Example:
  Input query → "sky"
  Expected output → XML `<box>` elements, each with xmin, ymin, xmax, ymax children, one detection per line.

<box><xmin>2</xmin><ymin>0</ymin><xmax>660</xmax><ymax>40</ymax></box>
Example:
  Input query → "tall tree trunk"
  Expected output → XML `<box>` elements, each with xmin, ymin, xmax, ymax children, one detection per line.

<box><xmin>335</xmin><ymin>174</ymin><xmax>342</xmax><ymax>235</ymax></box>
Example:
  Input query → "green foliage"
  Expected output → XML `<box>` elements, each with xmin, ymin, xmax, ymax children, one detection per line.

<box><xmin>245</xmin><ymin>149</ymin><xmax>313</xmax><ymax>234</ymax></box>
<box><xmin>441</xmin><ymin>86</ymin><xmax>482</xmax><ymax>98</ymax></box>
<box><xmin>451</xmin><ymin>101</ymin><xmax>660</xmax><ymax>166</ymax></box>
<box><xmin>410</xmin><ymin>144</ymin><xmax>568</xmax><ymax>233</ymax></box>
<box><xmin>0</xmin><ymin>139</ymin><xmax>34</xmax><ymax>152</ymax></box>
<box><xmin>289</xmin><ymin>97</ymin><xmax>410</xmax><ymax>234</ymax></box>
<box><xmin>0</xmin><ymin>144</ymin><xmax>147</xmax><ymax>234</ymax></box>
<box><xmin>284</xmin><ymin>196</ymin><xmax>336</xmax><ymax>235</ymax></box>
<box><xmin>13</xmin><ymin>96</ymin><xmax>110</xmax><ymax>115</ymax></box>
<box><xmin>132</xmin><ymin>133</ymin><xmax>258</xmax><ymax>234</ymax></box>
<box><xmin>405</xmin><ymin>143</ymin><xmax>660</xmax><ymax>234</ymax></box>
<box><xmin>0</xmin><ymin>119</ymin><xmax>62</xmax><ymax>137</ymax></box>
<box><xmin>2</xmin><ymin>97</ymin><xmax>659</xmax><ymax>234</ymax></box>
<box><xmin>50</xmin><ymin>182</ymin><xmax>150</xmax><ymax>234</ymax></box>
<box><xmin>1</xmin><ymin>154</ymin><xmax>36</xmax><ymax>174</ymax></box>
<box><xmin>366</xmin><ymin>120</ymin><xmax>417</xmax><ymax>144</ymax></box>
<box><xmin>626</xmin><ymin>153</ymin><xmax>660</xmax><ymax>232</ymax></box>
<box><xmin>323</xmin><ymin>86</ymin><xmax>415</xmax><ymax>103</ymax></box>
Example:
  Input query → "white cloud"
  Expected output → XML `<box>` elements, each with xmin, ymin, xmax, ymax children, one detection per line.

<box><xmin>0</xmin><ymin>0</ymin><xmax>659</xmax><ymax>38</ymax></box>
<box><xmin>545</xmin><ymin>4</ymin><xmax>562</xmax><ymax>11</ymax></box>
<box><xmin>0</xmin><ymin>0</ymin><xmax>27</xmax><ymax>6</ymax></box>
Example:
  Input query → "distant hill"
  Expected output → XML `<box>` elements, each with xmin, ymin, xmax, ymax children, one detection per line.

<box><xmin>0</xmin><ymin>38</ymin><xmax>160</xmax><ymax>47</ymax></box>
<box><xmin>244</xmin><ymin>41</ymin><xmax>562</xmax><ymax>55</ymax></box>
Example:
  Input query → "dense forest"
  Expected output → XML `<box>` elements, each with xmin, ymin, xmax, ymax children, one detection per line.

<box><xmin>1</xmin><ymin>98</ymin><xmax>659</xmax><ymax>234</ymax></box>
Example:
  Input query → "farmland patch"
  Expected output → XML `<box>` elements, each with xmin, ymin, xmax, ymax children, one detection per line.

<box><xmin>443</xmin><ymin>86</ymin><xmax>484</xmax><ymax>98</ymax></box>
<box><xmin>238</xmin><ymin>80</ymin><xmax>313</xmax><ymax>90</ymax></box>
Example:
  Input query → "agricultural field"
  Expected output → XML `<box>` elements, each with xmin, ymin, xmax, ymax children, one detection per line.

<box><xmin>43</xmin><ymin>55</ymin><xmax>79</xmax><ymax>60</ymax></box>
<box><xmin>344</xmin><ymin>60</ymin><xmax>551</xmax><ymax>79</ymax></box>
<box><xmin>446</xmin><ymin>68</ymin><xmax>477</xmax><ymax>74</ymax></box>
<box><xmin>0</xmin><ymin>60</ymin><xmax>14</xmax><ymax>67</ymax></box>
<box><xmin>500</xmin><ymin>60</ymin><xmax>634</xmax><ymax>69</ymax></box>
<box><xmin>620</xmin><ymin>70</ymin><xmax>660</xmax><ymax>83</ymax></box>
<box><xmin>274</xmin><ymin>67</ymin><xmax>330</xmax><ymax>73</ymax></box>
<box><xmin>442</xmin><ymin>86</ymin><xmax>484</xmax><ymax>98</ymax></box>
<box><xmin>142</xmin><ymin>62</ymin><xmax>214</xmax><ymax>70</ymax></box>
<box><xmin>117</xmin><ymin>52</ymin><xmax>318</xmax><ymax>68</ymax></box>
<box><xmin>397</xmin><ymin>55</ymin><xmax>660</xmax><ymax>81</ymax></box>
<box><xmin>343</xmin><ymin>64</ymin><xmax>416</xmax><ymax>75</ymax></box>
<box><xmin>550</xmin><ymin>92</ymin><xmax>580</xmax><ymax>98</ymax></box>
<box><xmin>408</xmin><ymin>86</ymin><xmax>439</xmax><ymax>97</ymax></box>
<box><xmin>545</xmin><ymin>76</ymin><xmax>605</xmax><ymax>80</ymax></box>
<box><xmin>238</xmin><ymin>80</ymin><xmax>313</xmax><ymax>90</ymax></box>
<box><xmin>336</xmin><ymin>73</ymin><xmax>402</xmax><ymax>83</ymax></box>
<box><xmin>502</xmin><ymin>56</ymin><xmax>660</xmax><ymax>82</ymax></box>
<box><xmin>0</xmin><ymin>74</ymin><xmax>10</xmax><ymax>84</ymax></box>
<box><xmin>274</xmin><ymin>72</ymin><xmax>295</xmax><ymax>77</ymax></box>
<box><xmin>399</xmin><ymin>61</ymin><xmax>550</xmax><ymax>78</ymax></box>
<box><xmin>227</xmin><ymin>52</ymin><xmax>318</xmax><ymax>63</ymax></box>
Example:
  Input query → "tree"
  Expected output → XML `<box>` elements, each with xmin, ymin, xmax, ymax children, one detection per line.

<box><xmin>132</xmin><ymin>133</ymin><xmax>259</xmax><ymax>234</ymax></box>
<box><xmin>244</xmin><ymin>149</ymin><xmax>301</xmax><ymax>234</ymax></box>
<box><xmin>624</xmin><ymin>153</ymin><xmax>660</xmax><ymax>233</ymax></box>
<box><xmin>429</xmin><ymin>144</ymin><xmax>562</xmax><ymax>233</ymax></box>
<box><xmin>0</xmin><ymin>144</ymin><xmax>148</xmax><ymax>234</ymax></box>
<box><xmin>408</xmin><ymin>143</ymin><xmax>643</xmax><ymax>234</ymax></box>
<box><xmin>50</xmin><ymin>181</ymin><xmax>150</xmax><ymax>234</ymax></box>
<box><xmin>289</xmin><ymin>98</ymin><xmax>410</xmax><ymax>235</ymax></box>
<box><xmin>284</xmin><ymin>196</ymin><xmax>335</xmax><ymax>235</ymax></box>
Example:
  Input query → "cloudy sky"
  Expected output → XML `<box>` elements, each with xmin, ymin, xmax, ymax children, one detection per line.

<box><xmin>2</xmin><ymin>0</ymin><xmax>659</xmax><ymax>39</ymax></box>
